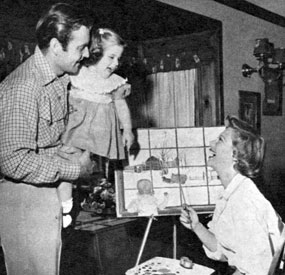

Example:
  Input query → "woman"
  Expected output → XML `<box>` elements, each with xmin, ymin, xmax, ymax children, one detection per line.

<box><xmin>180</xmin><ymin>116</ymin><xmax>284</xmax><ymax>275</ymax></box>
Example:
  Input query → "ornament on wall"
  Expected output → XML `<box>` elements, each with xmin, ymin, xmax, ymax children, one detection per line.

<box><xmin>193</xmin><ymin>54</ymin><xmax>200</xmax><ymax>63</ymax></box>
<box><xmin>159</xmin><ymin>59</ymin><xmax>164</xmax><ymax>70</ymax></box>
<box><xmin>175</xmin><ymin>57</ymin><xmax>180</xmax><ymax>69</ymax></box>
<box><xmin>0</xmin><ymin>48</ymin><xmax>5</xmax><ymax>61</ymax></box>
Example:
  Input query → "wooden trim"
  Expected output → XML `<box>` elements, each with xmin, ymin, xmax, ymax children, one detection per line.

<box><xmin>213</xmin><ymin>0</ymin><xmax>285</xmax><ymax>27</ymax></box>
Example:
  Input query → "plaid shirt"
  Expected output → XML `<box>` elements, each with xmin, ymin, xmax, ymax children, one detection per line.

<box><xmin>0</xmin><ymin>46</ymin><xmax>80</xmax><ymax>185</ymax></box>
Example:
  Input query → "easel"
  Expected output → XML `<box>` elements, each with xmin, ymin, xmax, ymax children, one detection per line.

<box><xmin>134</xmin><ymin>215</ymin><xmax>178</xmax><ymax>268</ymax></box>
<box><xmin>134</xmin><ymin>174</ymin><xmax>188</xmax><ymax>268</ymax></box>
<box><xmin>134</xmin><ymin>146</ymin><xmax>188</xmax><ymax>269</ymax></box>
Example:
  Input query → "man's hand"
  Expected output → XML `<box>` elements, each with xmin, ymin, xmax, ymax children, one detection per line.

<box><xmin>57</xmin><ymin>146</ymin><xmax>94</xmax><ymax>179</ymax></box>
<box><xmin>57</xmin><ymin>145</ymin><xmax>82</xmax><ymax>161</ymax></box>
<box><xmin>77</xmin><ymin>150</ymin><xmax>95</xmax><ymax>179</ymax></box>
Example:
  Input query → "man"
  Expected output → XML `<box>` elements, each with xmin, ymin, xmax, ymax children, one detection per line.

<box><xmin>0</xmin><ymin>3</ymin><xmax>93</xmax><ymax>275</ymax></box>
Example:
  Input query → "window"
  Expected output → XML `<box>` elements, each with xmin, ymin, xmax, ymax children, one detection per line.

<box><xmin>122</xmin><ymin>29</ymin><xmax>223</xmax><ymax>128</ymax></box>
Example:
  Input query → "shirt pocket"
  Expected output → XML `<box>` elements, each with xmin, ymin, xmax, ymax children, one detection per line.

<box><xmin>37</xmin><ymin>97</ymin><xmax>66</xmax><ymax>147</ymax></box>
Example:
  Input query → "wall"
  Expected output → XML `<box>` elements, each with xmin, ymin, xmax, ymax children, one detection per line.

<box><xmin>158</xmin><ymin>0</ymin><xmax>285</xmax><ymax>204</ymax></box>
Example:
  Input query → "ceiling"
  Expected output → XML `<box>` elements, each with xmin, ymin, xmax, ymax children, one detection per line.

<box><xmin>0</xmin><ymin>0</ymin><xmax>284</xmax><ymax>42</ymax></box>
<box><xmin>213</xmin><ymin>0</ymin><xmax>285</xmax><ymax>27</ymax></box>
<box><xmin>0</xmin><ymin>0</ymin><xmax>222</xmax><ymax>42</ymax></box>
<box><xmin>246</xmin><ymin>0</ymin><xmax>285</xmax><ymax>17</ymax></box>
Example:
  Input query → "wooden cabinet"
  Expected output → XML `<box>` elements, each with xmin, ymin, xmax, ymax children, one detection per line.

<box><xmin>61</xmin><ymin>212</ymin><xmax>138</xmax><ymax>275</ymax></box>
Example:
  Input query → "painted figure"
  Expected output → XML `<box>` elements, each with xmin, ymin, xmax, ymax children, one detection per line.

<box><xmin>127</xmin><ymin>178</ymin><xmax>169</xmax><ymax>216</ymax></box>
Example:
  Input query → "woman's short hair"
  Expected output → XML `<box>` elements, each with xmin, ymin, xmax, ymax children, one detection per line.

<box><xmin>83</xmin><ymin>27</ymin><xmax>126</xmax><ymax>66</ymax></box>
<box><xmin>36</xmin><ymin>3</ymin><xmax>93</xmax><ymax>51</ymax></box>
<box><xmin>226</xmin><ymin>115</ymin><xmax>265</xmax><ymax>178</ymax></box>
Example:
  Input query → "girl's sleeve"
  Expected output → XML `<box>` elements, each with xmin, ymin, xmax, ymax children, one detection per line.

<box><xmin>112</xmin><ymin>83</ymin><xmax>131</xmax><ymax>100</ymax></box>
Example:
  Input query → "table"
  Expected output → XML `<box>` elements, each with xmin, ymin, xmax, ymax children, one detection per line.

<box><xmin>61</xmin><ymin>212</ymin><xmax>220</xmax><ymax>275</ymax></box>
<box><xmin>75</xmin><ymin>211</ymin><xmax>135</xmax><ymax>232</ymax></box>
<box><xmin>67</xmin><ymin>211</ymin><xmax>138</xmax><ymax>275</ymax></box>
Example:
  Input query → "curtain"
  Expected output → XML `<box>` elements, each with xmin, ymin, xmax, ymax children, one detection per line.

<box><xmin>146</xmin><ymin>69</ymin><xmax>196</xmax><ymax>128</ymax></box>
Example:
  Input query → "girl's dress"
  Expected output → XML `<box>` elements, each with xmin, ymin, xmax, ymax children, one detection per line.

<box><xmin>62</xmin><ymin>65</ymin><xmax>130</xmax><ymax>160</ymax></box>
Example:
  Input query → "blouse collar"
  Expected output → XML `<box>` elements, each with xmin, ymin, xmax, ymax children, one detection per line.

<box><xmin>221</xmin><ymin>173</ymin><xmax>247</xmax><ymax>201</ymax></box>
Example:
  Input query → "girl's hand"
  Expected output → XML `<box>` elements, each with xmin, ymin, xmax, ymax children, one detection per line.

<box><xmin>123</xmin><ymin>129</ymin><xmax>134</xmax><ymax>150</ymax></box>
<box><xmin>180</xmin><ymin>205</ymin><xmax>200</xmax><ymax>231</ymax></box>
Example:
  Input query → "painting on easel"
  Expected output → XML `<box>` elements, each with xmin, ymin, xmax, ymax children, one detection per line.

<box><xmin>115</xmin><ymin>126</ymin><xmax>225</xmax><ymax>217</ymax></box>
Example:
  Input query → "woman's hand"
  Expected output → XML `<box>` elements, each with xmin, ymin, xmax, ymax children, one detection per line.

<box><xmin>180</xmin><ymin>205</ymin><xmax>200</xmax><ymax>231</ymax></box>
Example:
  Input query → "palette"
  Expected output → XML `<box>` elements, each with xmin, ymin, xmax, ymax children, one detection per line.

<box><xmin>125</xmin><ymin>257</ymin><xmax>214</xmax><ymax>275</ymax></box>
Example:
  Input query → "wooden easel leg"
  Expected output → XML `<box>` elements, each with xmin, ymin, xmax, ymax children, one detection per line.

<box><xmin>135</xmin><ymin>215</ymin><xmax>155</xmax><ymax>268</ymax></box>
<box><xmin>173</xmin><ymin>221</ymin><xmax>177</xmax><ymax>259</ymax></box>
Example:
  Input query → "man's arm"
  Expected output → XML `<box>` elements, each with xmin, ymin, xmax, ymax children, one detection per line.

<box><xmin>0</xmin><ymin>81</ymin><xmax>81</xmax><ymax>184</ymax></box>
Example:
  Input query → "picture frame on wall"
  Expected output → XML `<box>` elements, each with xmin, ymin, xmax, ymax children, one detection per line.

<box><xmin>239</xmin><ymin>90</ymin><xmax>261</xmax><ymax>133</ymax></box>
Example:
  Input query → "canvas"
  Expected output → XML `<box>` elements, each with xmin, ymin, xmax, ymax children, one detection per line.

<box><xmin>116</xmin><ymin>126</ymin><xmax>225</xmax><ymax>217</ymax></box>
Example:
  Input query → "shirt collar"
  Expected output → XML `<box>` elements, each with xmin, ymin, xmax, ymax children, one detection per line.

<box><xmin>34</xmin><ymin>46</ymin><xmax>70</xmax><ymax>87</ymax></box>
<box><xmin>221</xmin><ymin>173</ymin><xmax>247</xmax><ymax>201</ymax></box>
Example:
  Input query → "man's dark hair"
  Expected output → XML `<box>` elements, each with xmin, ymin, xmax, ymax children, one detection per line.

<box><xmin>36</xmin><ymin>3</ymin><xmax>93</xmax><ymax>51</ymax></box>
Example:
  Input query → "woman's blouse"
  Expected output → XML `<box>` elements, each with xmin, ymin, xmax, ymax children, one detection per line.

<box><xmin>204</xmin><ymin>173</ymin><xmax>283</xmax><ymax>275</ymax></box>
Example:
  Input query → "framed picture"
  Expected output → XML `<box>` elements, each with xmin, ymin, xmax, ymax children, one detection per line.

<box><xmin>115</xmin><ymin>126</ymin><xmax>225</xmax><ymax>218</ymax></box>
<box><xmin>239</xmin><ymin>90</ymin><xmax>261</xmax><ymax>133</ymax></box>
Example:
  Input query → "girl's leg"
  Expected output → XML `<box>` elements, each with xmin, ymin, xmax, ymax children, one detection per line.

<box><xmin>57</xmin><ymin>182</ymin><xmax>73</xmax><ymax>228</ymax></box>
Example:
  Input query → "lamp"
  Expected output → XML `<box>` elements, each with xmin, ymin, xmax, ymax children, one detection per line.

<box><xmin>242</xmin><ymin>38</ymin><xmax>285</xmax><ymax>83</ymax></box>
<box><xmin>241</xmin><ymin>64</ymin><xmax>258</xmax><ymax>78</ymax></box>
<box><xmin>242</xmin><ymin>38</ymin><xmax>284</xmax><ymax>116</ymax></box>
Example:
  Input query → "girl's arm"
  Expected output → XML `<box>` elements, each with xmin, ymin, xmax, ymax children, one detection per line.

<box><xmin>114</xmin><ymin>98</ymin><xmax>134</xmax><ymax>150</ymax></box>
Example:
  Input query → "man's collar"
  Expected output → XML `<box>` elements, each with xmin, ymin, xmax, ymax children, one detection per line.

<box><xmin>34</xmin><ymin>46</ymin><xmax>70</xmax><ymax>87</ymax></box>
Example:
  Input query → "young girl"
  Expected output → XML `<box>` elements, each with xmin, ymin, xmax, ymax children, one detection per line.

<box><xmin>58</xmin><ymin>28</ymin><xmax>134</xmax><ymax>227</ymax></box>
